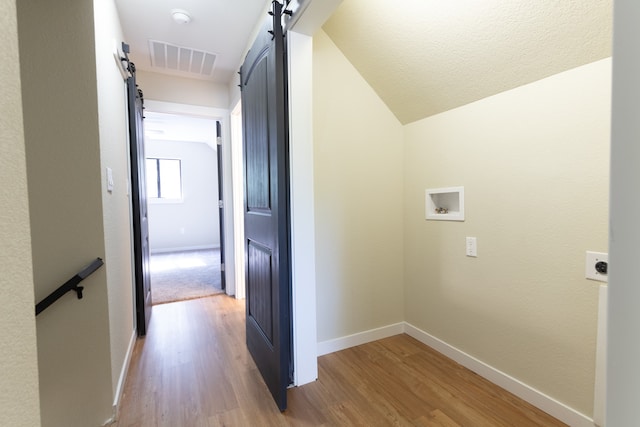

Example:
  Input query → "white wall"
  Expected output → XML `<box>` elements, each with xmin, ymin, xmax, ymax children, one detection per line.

<box><xmin>93</xmin><ymin>0</ymin><xmax>137</xmax><ymax>409</ymax></box>
<box><xmin>313</xmin><ymin>30</ymin><xmax>405</xmax><ymax>343</ymax></box>
<box><xmin>607</xmin><ymin>0</ymin><xmax>640</xmax><ymax>424</ymax></box>
<box><xmin>137</xmin><ymin>70</ymin><xmax>229</xmax><ymax>109</ymax></box>
<box><xmin>0</xmin><ymin>0</ymin><xmax>42</xmax><ymax>424</ymax></box>
<box><xmin>17</xmin><ymin>0</ymin><xmax>115</xmax><ymax>425</ymax></box>
<box><xmin>146</xmin><ymin>140</ymin><xmax>220</xmax><ymax>252</ymax></box>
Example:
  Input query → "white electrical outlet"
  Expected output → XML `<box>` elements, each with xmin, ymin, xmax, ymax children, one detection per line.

<box><xmin>585</xmin><ymin>251</ymin><xmax>608</xmax><ymax>282</ymax></box>
<box><xmin>466</xmin><ymin>237</ymin><xmax>477</xmax><ymax>257</ymax></box>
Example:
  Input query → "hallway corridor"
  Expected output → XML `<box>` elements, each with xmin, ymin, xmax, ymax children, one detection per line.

<box><xmin>116</xmin><ymin>295</ymin><xmax>283</xmax><ymax>425</ymax></box>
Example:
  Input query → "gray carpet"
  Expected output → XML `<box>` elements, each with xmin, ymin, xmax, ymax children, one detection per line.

<box><xmin>150</xmin><ymin>249</ymin><xmax>223</xmax><ymax>305</ymax></box>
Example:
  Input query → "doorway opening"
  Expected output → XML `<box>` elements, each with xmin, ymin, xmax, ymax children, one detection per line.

<box><xmin>143</xmin><ymin>111</ymin><xmax>225</xmax><ymax>305</ymax></box>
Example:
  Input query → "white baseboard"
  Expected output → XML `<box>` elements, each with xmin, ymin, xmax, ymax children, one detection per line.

<box><xmin>150</xmin><ymin>245</ymin><xmax>219</xmax><ymax>254</ymax></box>
<box><xmin>317</xmin><ymin>322</ymin><xmax>595</xmax><ymax>427</ymax></box>
<box><xmin>317</xmin><ymin>322</ymin><xmax>404</xmax><ymax>356</ymax></box>
<box><xmin>403</xmin><ymin>323</ymin><xmax>594</xmax><ymax>427</ymax></box>
<box><xmin>111</xmin><ymin>331</ymin><xmax>137</xmax><ymax>418</ymax></box>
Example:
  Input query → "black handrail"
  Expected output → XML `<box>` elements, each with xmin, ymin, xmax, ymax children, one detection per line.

<box><xmin>35</xmin><ymin>258</ymin><xmax>104</xmax><ymax>316</ymax></box>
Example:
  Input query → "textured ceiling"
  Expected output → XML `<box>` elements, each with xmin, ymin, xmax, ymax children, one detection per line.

<box><xmin>322</xmin><ymin>0</ymin><xmax>613</xmax><ymax>124</ymax></box>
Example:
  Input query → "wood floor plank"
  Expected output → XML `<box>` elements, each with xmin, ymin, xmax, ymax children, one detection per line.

<box><xmin>115</xmin><ymin>295</ymin><xmax>567</xmax><ymax>427</ymax></box>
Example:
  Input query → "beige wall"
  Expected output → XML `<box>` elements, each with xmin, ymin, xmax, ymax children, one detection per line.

<box><xmin>17</xmin><ymin>0</ymin><xmax>114</xmax><ymax>425</ymax></box>
<box><xmin>314</xmin><ymin>25</ymin><xmax>610</xmax><ymax>416</ymax></box>
<box><xmin>403</xmin><ymin>58</ymin><xmax>610</xmax><ymax>415</ymax></box>
<box><xmin>0</xmin><ymin>0</ymin><xmax>42</xmax><ymax>424</ymax></box>
<box><xmin>137</xmin><ymin>70</ymin><xmax>230</xmax><ymax>109</ymax></box>
<box><xmin>93</xmin><ymin>0</ymin><xmax>136</xmax><ymax>401</ymax></box>
<box><xmin>313</xmin><ymin>30</ymin><xmax>405</xmax><ymax>342</ymax></box>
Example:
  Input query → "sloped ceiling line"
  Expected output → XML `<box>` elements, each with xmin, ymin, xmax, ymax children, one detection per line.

<box><xmin>322</xmin><ymin>0</ymin><xmax>613</xmax><ymax>124</ymax></box>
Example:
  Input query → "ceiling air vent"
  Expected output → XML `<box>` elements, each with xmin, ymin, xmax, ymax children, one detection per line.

<box><xmin>149</xmin><ymin>40</ymin><xmax>217</xmax><ymax>78</ymax></box>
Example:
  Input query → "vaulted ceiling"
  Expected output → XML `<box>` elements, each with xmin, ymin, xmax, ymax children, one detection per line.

<box><xmin>322</xmin><ymin>0</ymin><xmax>613</xmax><ymax>124</ymax></box>
<box><xmin>115</xmin><ymin>0</ymin><xmax>613</xmax><ymax>125</ymax></box>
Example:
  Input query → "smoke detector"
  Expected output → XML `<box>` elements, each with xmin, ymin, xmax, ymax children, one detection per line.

<box><xmin>171</xmin><ymin>9</ymin><xmax>192</xmax><ymax>24</ymax></box>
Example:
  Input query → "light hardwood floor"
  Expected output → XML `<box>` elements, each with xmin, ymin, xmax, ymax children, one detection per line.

<box><xmin>115</xmin><ymin>295</ymin><xmax>567</xmax><ymax>427</ymax></box>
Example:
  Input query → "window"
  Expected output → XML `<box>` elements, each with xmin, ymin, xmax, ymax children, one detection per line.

<box><xmin>146</xmin><ymin>158</ymin><xmax>182</xmax><ymax>200</ymax></box>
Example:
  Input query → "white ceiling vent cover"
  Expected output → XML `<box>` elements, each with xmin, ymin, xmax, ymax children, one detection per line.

<box><xmin>149</xmin><ymin>40</ymin><xmax>217</xmax><ymax>77</ymax></box>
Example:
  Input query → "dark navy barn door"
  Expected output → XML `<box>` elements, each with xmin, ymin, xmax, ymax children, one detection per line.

<box><xmin>239</xmin><ymin>1</ymin><xmax>292</xmax><ymax>411</ymax></box>
<box><xmin>124</xmin><ymin>45</ymin><xmax>152</xmax><ymax>337</ymax></box>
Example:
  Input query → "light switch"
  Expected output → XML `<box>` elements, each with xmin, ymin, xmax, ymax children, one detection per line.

<box><xmin>466</xmin><ymin>237</ymin><xmax>477</xmax><ymax>257</ymax></box>
<box><xmin>107</xmin><ymin>167</ymin><xmax>114</xmax><ymax>193</ymax></box>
